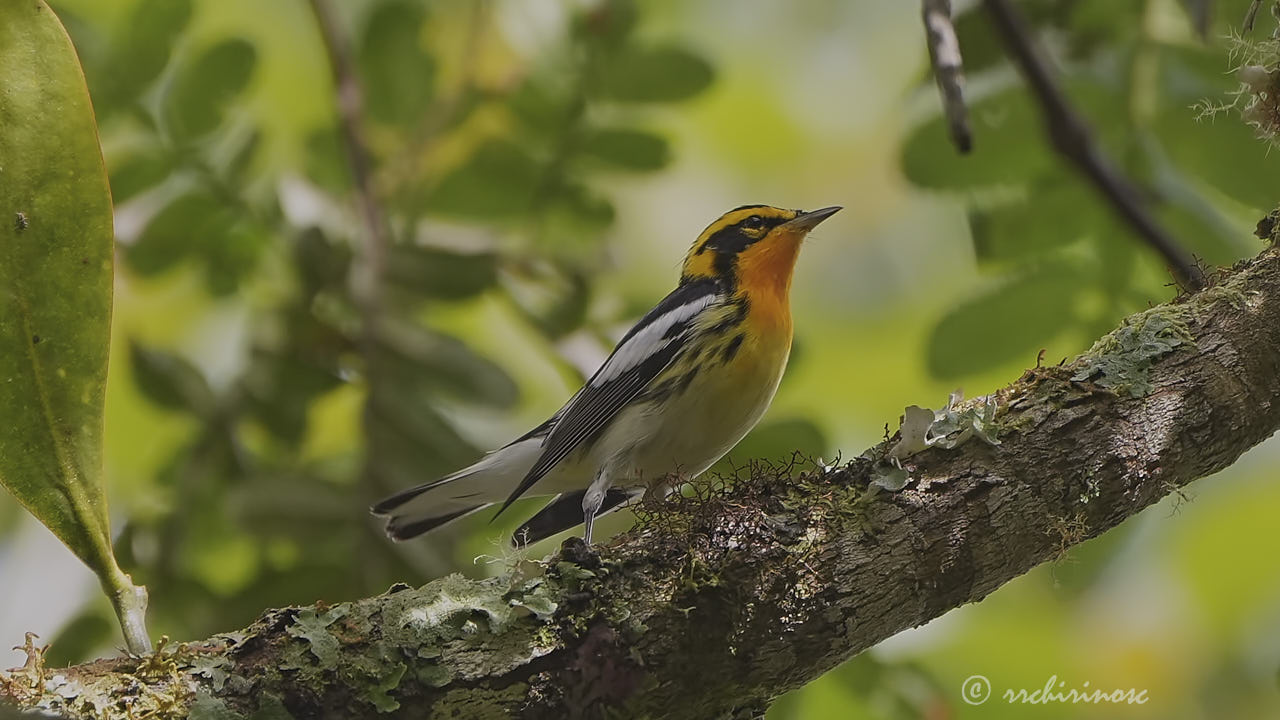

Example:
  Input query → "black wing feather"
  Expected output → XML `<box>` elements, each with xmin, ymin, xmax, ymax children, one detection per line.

<box><xmin>494</xmin><ymin>279</ymin><xmax>721</xmax><ymax>516</ymax></box>
<box><xmin>511</xmin><ymin>487</ymin><xmax>640</xmax><ymax>546</ymax></box>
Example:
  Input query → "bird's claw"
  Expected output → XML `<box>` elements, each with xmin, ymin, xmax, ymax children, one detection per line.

<box><xmin>559</xmin><ymin>536</ymin><xmax>602</xmax><ymax>569</ymax></box>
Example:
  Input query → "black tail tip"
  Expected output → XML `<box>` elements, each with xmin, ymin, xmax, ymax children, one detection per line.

<box><xmin>382</xmin><ymin>505</ymin><xmax>486</xmax><ymax>542</ymax></box>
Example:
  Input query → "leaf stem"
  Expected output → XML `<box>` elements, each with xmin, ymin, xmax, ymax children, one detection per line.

<box><xmin>102</xmin><ymin>565</ymin><xmax>152</xmax><ymax>655</ymax></box>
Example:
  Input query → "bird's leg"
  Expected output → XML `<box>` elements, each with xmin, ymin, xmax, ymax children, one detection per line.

<box><xmin>581</xmin><ymin>469</ymin><xmax>611</xmax><ymax>545</ymax></box>
<box><xmin>645</xmin><ymin>470</ymin><xmax>684</xmax><ymax>500</ymax></box>
<box><xmin>581</xmin><ymin>489</ymin><xmax>604</xmax><ymax>545</ymax></box>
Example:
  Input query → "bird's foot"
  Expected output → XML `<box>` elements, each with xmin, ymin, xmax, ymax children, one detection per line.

<box><xmin>559</xmin><ymin>536</ymin><xmax>602</xmax><ymax>570</ymax></box>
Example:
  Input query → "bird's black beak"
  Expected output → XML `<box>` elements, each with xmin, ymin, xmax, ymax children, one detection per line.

<box><xmin>781</xmin><ymin>206</ymin><xmax>842</xmax><ymax>233</ymax></box>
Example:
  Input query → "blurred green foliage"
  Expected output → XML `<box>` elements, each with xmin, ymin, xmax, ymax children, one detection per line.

<box><xmin>903</xmin><ymin>0</ymin><xmax>1274</xmax><ymax>380</ymax></box>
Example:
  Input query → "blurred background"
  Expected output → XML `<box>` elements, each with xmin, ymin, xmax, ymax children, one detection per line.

<box><xmin>2</xmin><ymin>0</ymin><xmax>1278</xmax><ymax>717</ymax></box>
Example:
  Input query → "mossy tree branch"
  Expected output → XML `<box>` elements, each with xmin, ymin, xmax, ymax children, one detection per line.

<box><xmin>5</xmin><ymin>246</ymin><xmax>1280</xmax><ymax>719</ymax></box>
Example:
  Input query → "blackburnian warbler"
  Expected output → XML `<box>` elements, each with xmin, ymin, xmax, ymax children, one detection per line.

<box><xmin>372</xmin><ymin>204</ymin><xmax>841</xmax><ymax>545</ymax></box>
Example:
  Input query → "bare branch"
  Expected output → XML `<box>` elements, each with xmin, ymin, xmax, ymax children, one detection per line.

<box><xmin>922</xmin><ymin>0</ymin><xmax>973</xmax><ymax>153</ymax></box>
<box><xmin>983</xmin><ymin>0</ymin><xmax>1207</xmax><ymax>291</ymax></box>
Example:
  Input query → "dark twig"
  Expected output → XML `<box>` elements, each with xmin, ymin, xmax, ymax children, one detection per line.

<box><xmin>306</xmin><ymin>0</ymin><xmax>390</xmax><ymax>317</ymax></box>
<box><xmin>1189</xmin><ymin>0</ymin><xmax>1212</xmax><ymax>39</ymax></box>
<box><xmin>922</xmin><ymin>0</ymin><xmax>972</xmax><ymax>153</ymax></box>
<box><xmin>983</xmin><ymin>0</ymin><xmax>1206</xmax><ymax>291</ymax></box>
<box><xmin>1244</xmin><ymin>0</ymin><xmax>1263</xmax><ymax>32</ymax></box>
<box><xmin>306</xmin><ymin>0</ymin><xmax>397</xmax><ymax>587</ymax></box>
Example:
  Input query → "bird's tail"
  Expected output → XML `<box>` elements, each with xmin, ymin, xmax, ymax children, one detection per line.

<box><xmin>370</xmin><ymin>433</ymin><xmax>543</xmax><ymax>542</ymax></box>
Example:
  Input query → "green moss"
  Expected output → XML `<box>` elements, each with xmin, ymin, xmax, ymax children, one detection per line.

<box><xmin>188</xmin><ymin>654</ymin><xmax>233</xmax><ymax>691</ymax></box>
<box><xmin>1197</xmin><ymin>283</ymin><xmax>1249</xmax><ymax>310</ymax></box>
<box><xmin>415</xmin><ymin>662</ymin><xmax>453</xmax><ymax>688</ymax></box>
<box><xmin>249</xmin><ymin>695</ymin><xmax>297</xmax><ymax>720</ymax></box>
<box><xmin>189</xmin><ymin>691</ymin><xmax>246</xmax><ymax>720</ymax></box>
<box><xmin>1071</xmin><ymin>309</ymin><xmax>1194</xmax><ymax>397</ymax></box>
<box><xmin>432</xmin><ymin>684</ymin><xmax>532</xmax><ymax>720</ymax></box>
<box><xmin>284</xmin><ymin>606</ymin><xmax>349</xmax><ymax>670</ymax></box>
<box><xmin>365</xmin><ymin>661</ymin><xmax>406</xmax><ymax>713</ymax></box>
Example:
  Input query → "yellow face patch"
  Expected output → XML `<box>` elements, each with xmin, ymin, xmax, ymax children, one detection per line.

<box><xmin>681</xmin><ymin>205</ymin><xmax>799</xmax><ymax>281</ymax></box>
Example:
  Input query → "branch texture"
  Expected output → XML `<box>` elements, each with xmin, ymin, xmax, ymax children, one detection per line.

<box><xmin>6</xmin><ymin>247</ymin><xmax>1280</xmax><ymax>719</ymax></box>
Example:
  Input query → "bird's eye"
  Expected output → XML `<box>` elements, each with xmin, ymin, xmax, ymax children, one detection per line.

<box><xmin>744</xmin><ymin>215</ymin><xmax>764</xmax><ymax>229</ymax></box>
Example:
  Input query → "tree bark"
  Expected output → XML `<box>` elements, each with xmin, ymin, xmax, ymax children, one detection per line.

<box><xmin>5</xmin><ymin>247</ymin><xmax>1280</xmax><ymax>720</ymax></box>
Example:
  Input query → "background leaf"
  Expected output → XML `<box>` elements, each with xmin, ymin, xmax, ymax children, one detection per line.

<box><xmin>384</xmin><ymin>245</ymin><xmax>498</xmax><ymax>300</ymax></box>
<box><xmin>425</xmin><ymin>139</ymin><xmax>541</xmax><ymax>218</ymax></box>
<box><xmin>91</xmin><ymin>0</ymin><xmax>192</xmax><ymax>112</ymax></box>
<box><xmin>130</xmin><ymin>341</ymin><xmax>216</xmax><ymax>415</ymax></box>
<box><xmin>127</xmin><ymin>192</ymin><xmax>230</xmax><ymax>275</ymax></box>
<box><xmin>591</xmin><ymin>46</ymin><xmax>714</xmax><ymax>103</ymax></box>
<box><xmin>164</xmin><ymin>38</ymin><xmax>257</xmax><ymax>142</ymax></box>
<box><xmin>926</xmin><ymin>265</ymin><xmax>1082</xmax><ymax>379</ymax></box>
<box><xmin>581</xmin><ymin>127</ymin><xmax>671</xmax><ymax>171</ymax></box>
<box><xmin>358</xmin><ymin>0</ymin><xmax>436</xmax><ymax>127</ymax></box>
<box><xmin>108</xmin><ymin>151</ymin><xmax>174</xmax><ymax>204</ymax></box>
<box><xmin>721</xmin><ymin>418</ymin><xmax>830</xmax><ymax>470</ymax></box>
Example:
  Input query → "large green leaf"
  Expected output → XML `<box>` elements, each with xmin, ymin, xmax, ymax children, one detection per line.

<box><xmin>902</xmin><ymin>84</ymin><xmax>1057</xmax><ymax>190</ymax></box>
<box><xmin>0</xmin><ymin>0</ymin><xmax>150</xmax><ymax>653</ymax></box>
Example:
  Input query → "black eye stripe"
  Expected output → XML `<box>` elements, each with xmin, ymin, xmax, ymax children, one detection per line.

<box><xmin>693</xmin><ymin>210</ymin><xmax>794</xmax><ymax>261</ymax></box>
<box><xmin>706</xmin><ymin>215</ymin><xmax>788</xmax><ymax>251</ymax></box>
<box><xmin>706</xmin><ymin>226</ymin><xmax>756</xmax><ymax>254</ymax></box>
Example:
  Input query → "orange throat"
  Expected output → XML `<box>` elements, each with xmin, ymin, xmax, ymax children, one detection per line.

<box><xmin>737</xmin><ymin>231</ymin><xmax>802</xmax><ymax>335</ymax></box>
